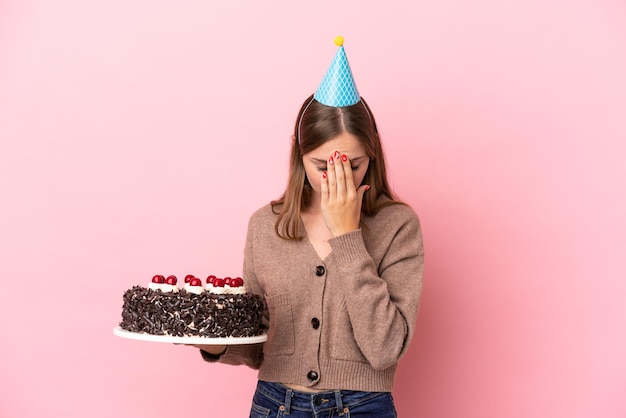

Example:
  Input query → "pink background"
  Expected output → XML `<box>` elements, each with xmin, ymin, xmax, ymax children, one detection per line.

<box><xmin>1</xmin><ymin>1</ymin><xmax>625</xmax><ymax>417</ymax></box>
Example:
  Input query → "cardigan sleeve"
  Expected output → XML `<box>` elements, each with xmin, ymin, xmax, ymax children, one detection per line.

<box><xmin>199</xmin><ymin>213</ymin><xmax>266</xmax><ymax>369</ymax></box>
<box><xmin>327</xmin><ymin>204</ymin><xmax>424</xmax><ymax>370</ymax></box>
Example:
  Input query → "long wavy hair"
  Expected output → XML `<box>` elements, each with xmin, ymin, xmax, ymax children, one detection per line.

<box><xmin>271</xmin><ymin>94</ymin><xmax>402</xmax><ymax>240</ymax></box>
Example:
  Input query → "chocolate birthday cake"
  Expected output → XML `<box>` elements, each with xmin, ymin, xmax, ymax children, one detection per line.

<box><xmin>119</xmin><ymin>275</ymin><xmax>266</xmax><ymax>338</ymax></box>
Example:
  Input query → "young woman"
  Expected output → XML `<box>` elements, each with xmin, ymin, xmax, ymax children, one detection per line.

<box><xmin>194</xmin><ymin>39</ymin><xmax>424</xmax><ymax>417</ymax></box>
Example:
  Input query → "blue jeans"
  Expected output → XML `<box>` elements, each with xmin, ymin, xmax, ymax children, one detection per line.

<box><xmin>250</xmin><ymin>380</ymin><xmax>397</xmax><ymax>418</ymax></box>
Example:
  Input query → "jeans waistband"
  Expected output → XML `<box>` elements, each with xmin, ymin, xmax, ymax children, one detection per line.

<box><xmin>255</xmin><ymin>380</ymin><xmax>387</xmax><ymax>415</ymax></box>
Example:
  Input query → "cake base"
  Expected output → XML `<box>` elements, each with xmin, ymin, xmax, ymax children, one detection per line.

<box><xmin>113</xmin><ymin>327</ymin><xmax>267</xmax><ymax>344</ymax></box>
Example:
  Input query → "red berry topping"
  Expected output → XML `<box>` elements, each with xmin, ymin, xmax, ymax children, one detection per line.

<box><xmin>230</xmin><ymin>277</ymin><xmax>244</xmax><ymax>287</ymax></box>
<box><xmin>184</xmin><ymin>274</ymin><xmax>195</xmax><ymax>283</ymax></box>
<box><xmin>152</xmin><ymin>275</ymin><xmax>165</xmax><ymax>284</ymax></box>
<box><xmin>165</xmin><ymin>276</ymin><xmax>177</xmax><ymax>285</ymax></box>
<box><xmin>189</xmin><ymin>277</ymin><xmax>202</xmax><ymax>286</ymax></box>
<box><xmin>224</xmin><ymin>277</ymin><xmax>232</xmax><ymax>285</ymax></box>
<box><xmin>212</xmin><ymin>278</ymin><xmax>225</xmax><ymax>287</ymax></box>
<box><xmin>206</xmin><ymin>275</ymin><xmax>216</xmax><ymax>284</ymax></box>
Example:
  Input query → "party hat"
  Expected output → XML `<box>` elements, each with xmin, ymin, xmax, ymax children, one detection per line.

<box><xmin>314</xmin><ymin>36</ymin><xmax>360</xmax><ymax>107</ymax></box>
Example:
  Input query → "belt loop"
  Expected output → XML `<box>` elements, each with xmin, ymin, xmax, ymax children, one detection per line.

<box><xmin>334</xmin><ymin>390</ymin><xmax>344</xmax><ymax>415</ymax></box>
<box><xmin>284</xmin><ymin>388</ymin><xmax>293</xmax><ymax>414</ymax></box>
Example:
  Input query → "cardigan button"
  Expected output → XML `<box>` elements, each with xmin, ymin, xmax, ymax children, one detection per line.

<box><xmin>307</xmin><ymin>370</ymin><xmax>319</xmax><ymax>381</ymax></box>
<box><xmin>315</xmin><ymin>266</ymin><xmax>325</xmax><ymax>276</ymax></box>
<box><xmin>311</xmin><ymin>317</ymin><xmax>320</xmax><ymax>329</ymax></box>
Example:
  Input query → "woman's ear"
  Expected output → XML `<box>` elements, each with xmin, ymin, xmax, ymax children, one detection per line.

<box><xmin>291</xmin><ymin>134</ymin><xmax>296</xmax><ymax>144</ymax></box>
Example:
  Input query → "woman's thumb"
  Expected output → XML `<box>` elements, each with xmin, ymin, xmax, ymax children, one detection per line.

<box><xmin>357</xmin><ymin>184</ymin><xmax>371</xmax><ymax>203</ymax></box>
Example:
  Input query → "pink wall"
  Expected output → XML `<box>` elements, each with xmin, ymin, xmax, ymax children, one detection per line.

<box><xmin>1</xmin><ymin>1</ymin><xmax>625</xmax><ymax>417</ymax></box>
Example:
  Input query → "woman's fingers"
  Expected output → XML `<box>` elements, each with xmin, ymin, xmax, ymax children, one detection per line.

<box><xmin>321</xmin><ymin>167</ymin><xmax>329</xmax><ymax>203</ymax></box>
<box><xmin>340</xmin><ymin>153</ymin><xmax>356</xmax><ymax>200</ymax></box>
<box><xmin>325</xmin><ymin>151</ymin><xmax>338</xmax><ymax>202</ymax></box>
<box><xmin>332</xmin><ymin>151</ymin><xmax>347</xmax><ymax>200</ymax></box>
<box><xmin>324</xmin><ymin>151</ymin><xmax>358</xmax><ymax>203</ymax></box>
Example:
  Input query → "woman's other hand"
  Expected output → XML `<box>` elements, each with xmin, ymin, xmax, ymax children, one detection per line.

<box><xmin>185</xmin><ymin>344</ymin><xmax>226</xmax><ymax>356</ymax></box>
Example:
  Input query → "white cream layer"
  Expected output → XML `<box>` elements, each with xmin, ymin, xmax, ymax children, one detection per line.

<box><xmin>148</xmin><ymin>282</ymin><xmax>162</xmax><ymax>291</ymax></box>
<box><xmin>160</xmin><ymin>284</ymin><xmax>179</xmax><ymax>293</ymax></box>
<box><xmin>206</xmin><ymin>284</ymin><xmax>246</xmax><ymax>295</ymax></box>
<box><xmin>184</xmin><ymin>284</ymin><xmax>205</xmax><ymax>295</ymax></box>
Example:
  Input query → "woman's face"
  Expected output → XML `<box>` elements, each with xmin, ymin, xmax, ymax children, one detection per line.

<box><xmin>302</xmin><ymin>132</ymin><xmax>370</xmax><ymax>196</ymax></box>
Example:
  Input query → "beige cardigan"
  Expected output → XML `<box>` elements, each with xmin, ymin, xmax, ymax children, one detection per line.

<box><xmin>202</xmin><ymin>202</ymin><xmax>424</xmax><ymax>392</ymax></box>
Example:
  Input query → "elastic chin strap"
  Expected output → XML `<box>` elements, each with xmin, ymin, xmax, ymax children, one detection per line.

<box><xmin>296</xmin><ymin>96</ymin><xmax>316</xmax><ymax>144</ymax></box>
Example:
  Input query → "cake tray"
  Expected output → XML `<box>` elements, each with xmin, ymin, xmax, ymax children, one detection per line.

<box><xmin>113</xmin><ymin>327</ymin><xmax>267</xmax><ymax>345</ymax></box>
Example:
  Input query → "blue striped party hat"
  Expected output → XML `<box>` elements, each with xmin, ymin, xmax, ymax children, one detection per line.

<box><xmin>314</xmin><ymin>36</ymin><xmax>360</xmax><ymax>107</ymax></box>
